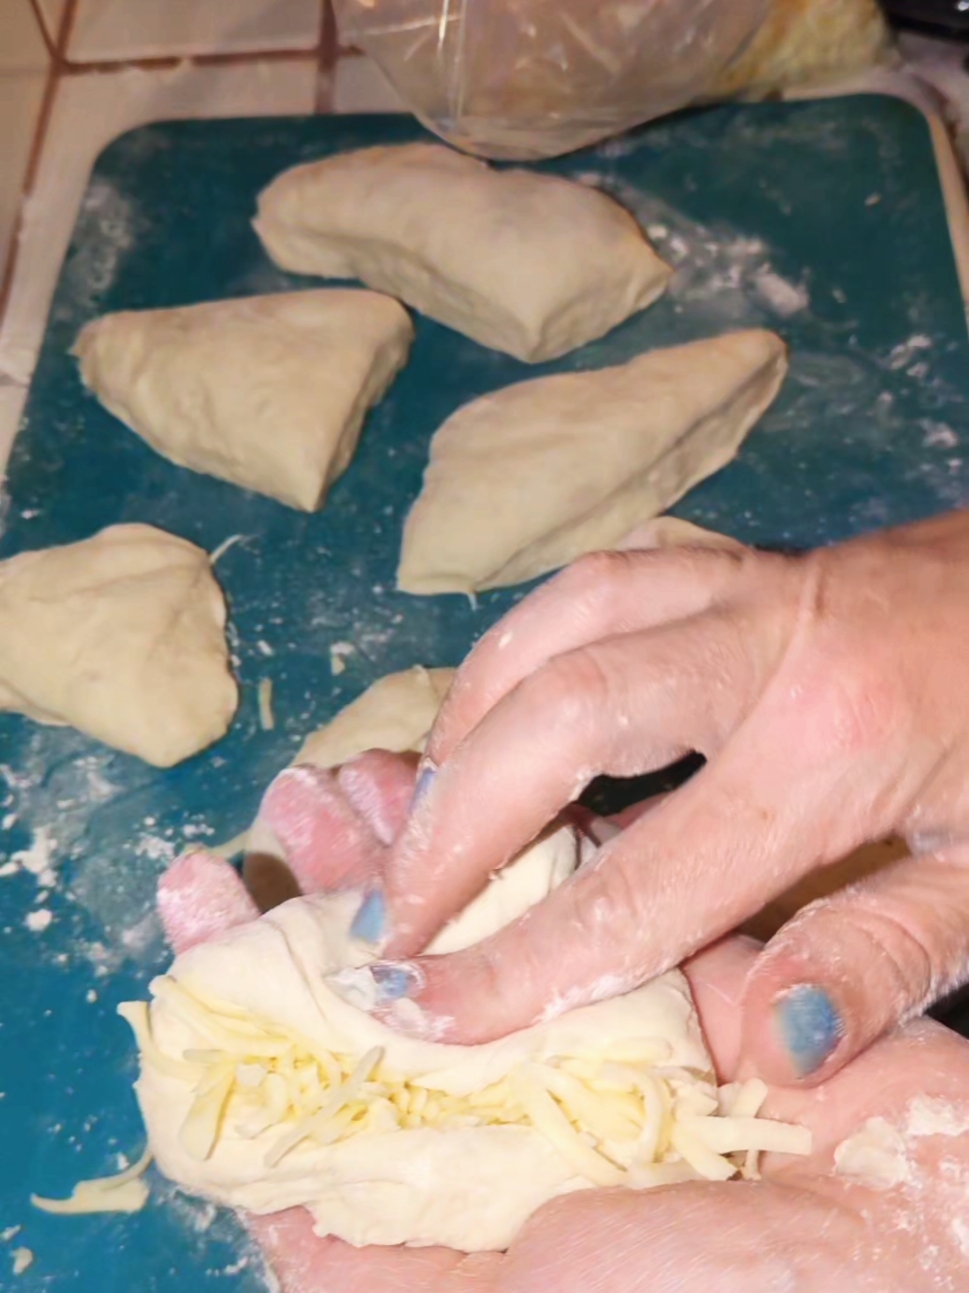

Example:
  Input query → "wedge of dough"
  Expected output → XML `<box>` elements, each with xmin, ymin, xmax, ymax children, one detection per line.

<box><xmin>296</xmin><ymin>665</ymin><xmax>454</xmax><ymax>769</ymax></box>
<box><xmin>398</xmin><ymin>330</ymin><xmax>788</xmax><ymax>594</ymax></box>
<box><xmin>74</xmin><ymin>290</ymin><xmax>414</xmax><ymax>511</ymax></box>
<box><xmin>0</xmin><ymin>525</ymin><xmax>237</xmax><ymax>766</ymax></box>
<box><xmin>121</xmin><ymin>828</ymin><xmax>810</xmax><ymax>1251</ymax></box>
<box><xmin>253</xmin><ymin>143</ymin><xmax>671</xmax><ymax>363</ymax></box>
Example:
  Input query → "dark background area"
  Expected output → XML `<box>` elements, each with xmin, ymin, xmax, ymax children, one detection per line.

<box><xmin>883</xmin><ymin>0</ymin><xmax>969</xmax><ymax>37</ymax></box>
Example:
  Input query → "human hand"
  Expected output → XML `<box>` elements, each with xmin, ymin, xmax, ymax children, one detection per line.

<box><xmin>160</xmin><ymin>758</ymin><xmax>969</xmax><ymax>1293</ymax></box>
<box><xmin>356</xmin><ymin>510</ymin><xmax>969</xmax><ymax>1085</ymax></box>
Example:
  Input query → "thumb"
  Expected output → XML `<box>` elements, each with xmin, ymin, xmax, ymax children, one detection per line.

<box><xmin>740</xmin><ymin>849</ymin><xmax>969</xmax><ymax>1086</ymax></box>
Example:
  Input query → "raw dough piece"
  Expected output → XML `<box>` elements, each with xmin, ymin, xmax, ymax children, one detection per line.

<box><xmin>121</xmin><ymin>828</ymin><xmax>810</xmax><ymax>1251</ymax></box>
<box><xmin>398</xmin><ymin>330</ymin><xmax>788</xmax><ymax>593</ymax></box>
<box><xmin>296</xmin><ymin>665</ymin><xmax>454</xmax><ymax>770</ymax></box>
<box><xmin>253</xmin><ymin>143</ymin><xmax>671</xmax><ymax>363</ymax></box>
<box><xmin>74</xmin><ymin>290</ymin><xmax>413</xmax><ymax>511</ymax></box>
<box><xmin>0</xmin><ymin>524</ymin><xmax>237</xmax><ymax>767</ymax></box>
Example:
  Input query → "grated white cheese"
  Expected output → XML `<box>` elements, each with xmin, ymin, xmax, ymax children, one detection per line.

<box><xmin>31</xmin><ymin>1145</ymin><xmax>152</xmax><ymax>1215</ymax></box>
<box><xmin>257</xmin><ymin>679</ymin><xmax>275</xmax><ymax>732</ymax></box>
<box><xmin>119</xmin><ymin>979</ymin><xmax>811</xmax><ymax>1191</ymax></box>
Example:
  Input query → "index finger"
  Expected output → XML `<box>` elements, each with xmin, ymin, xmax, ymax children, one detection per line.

<box><xmin>426</xmin><ymin>545</ymin><xmax>752</xmax><ymax>769</ymax></box>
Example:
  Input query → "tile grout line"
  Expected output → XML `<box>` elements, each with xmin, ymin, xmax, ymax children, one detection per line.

<box><xmin>1</xmin><ymin>0</ymin><xmax>348</xmax><ymax>367</ymax></box>
<box><xmin>0</xmin><ymin>0</ymin><xmax>335</xmax><ymax>356</ymax></box>
<box><xmin>26</xmin><ymin>0</ymin><xmax>58</xmax><ymax>62</ymax></box>
<box><xmin>56</xmin><ymin>0</ymin><xmax>80</xmax><ymax>57</ymax></box>
<box><xmin>57</xmin><ymin>47</ymin><xmax>321</xmax><ymax>75</ymax></box>
<box><xmin>0</xmin><ymin>0</ymin><xmax>77</xmax><ymax>342</ymax></box>
<box><xmin>316</xmin><ymin>0</ymin><xmax>338</xmax><ymax>113</ymax></box>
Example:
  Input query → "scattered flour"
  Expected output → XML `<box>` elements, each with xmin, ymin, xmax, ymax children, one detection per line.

<box><xmin>887</xmin><ymin>334</ymin><xmax>933</xmax><ymax>371</ymax></box>
<box><xmin>11</xmin><ymin>825</ymin><xmax>57</xmax><ymax>888</ymax></box>
<box><xmin>573</xmin><ymin>175</ymin><xmax>810</xmax><ymax>325</ymax></box>
<box><xmin>835</xmin><ymin>1096</ymin><xmax>969</xmax><ymax>1191</ymax></box>
<box><xmin>907</xmin><ymin>1096</ymin><xmax>969</xmax><ymax>1141</ymax></box>
<box><xmin>834</xmin><ymin>1117</ymin><xmax>911</xmax><ymax>1190</ymax></box>
<box><xmin>833</xmin><ymin>1092</ymin><xmax>969</xmax><ymax>1286</ymax></box>
<box><xmin>25</xmin><ymin>909</ymin><xmax>52</xmax><ymax>933</ymax></box>
<box><xmin>922</xmin><ymin>420</ymin><xmax>959</xmax><ymax>449</ymax></box>
<box><xmin>60</xmin><ymin>178</ymin><xmax>137</xmax><ymax>312</ymax></box>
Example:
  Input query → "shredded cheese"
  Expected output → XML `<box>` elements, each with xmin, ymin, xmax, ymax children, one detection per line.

<box><xmin>119</xmin><ymin>981</ymin><xmax>812</xmax><ymax>1190</ymax></box>
<box><xmin>257</xmin><ymin>678</ymin><xmax>275</xmax><ymax>731</ymax></box>
<box><xmin>31</xmin><ymin>1145</ymin><xmax>152</xmax><ymax>1215</ymax></box>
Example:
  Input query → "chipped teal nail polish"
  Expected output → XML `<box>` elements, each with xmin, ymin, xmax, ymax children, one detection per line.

<box><xmin>411</xmin><ymin>763</ymin><xmax>437</xmax><ymax>809</ymax></box>
<box><xmin>351</xmin><ymin>890</ymin><xmax>386</xmax><ymax>943</ymax></box>
<box><xmin>775</xmin><ymin>985</ymin><xmax>844</xmax><ymax>1076</ymax></box>
<box><xmin>371</xmin><ymin>962</ymin><xmax>421</xmax><ymax>1003</ymax></box>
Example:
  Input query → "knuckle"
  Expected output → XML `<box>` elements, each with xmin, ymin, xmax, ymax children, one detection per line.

<box><xmin>549</xmin><ymin>549</ymin><xmax>639</xmax><ymax>620</ymax></box>
<box><xmin>555</xmin><ymin>863</ymin><xmax>647</xmax><ymax>983</ymax></box>
<box><xmin>464</xmin><ymin>934</ymin><xmax>544</xmax><ymax>1028</ymax></box>
<box><xmin>559</xmin><ymin>547</ymin><xmax>636</xmax><ymax>595</ymax></box>
<box><xmin>849</xmin><ymin>901</ymin><xmax>950</xmax><ymax>1016</ymax></box>
<box><xmin>781</xmin><ymin>611</ymin><xmax>905</xmax><ymax>762</ymax></box>
<box><xmin>520</xmin><ymin>647</ymin><xmax>614</xmax><ymax>738</ymax></box>
<box><xmin>809</xmin><ymin>654</ymin><xmax>904</xmax><ymax>756</ymax></box>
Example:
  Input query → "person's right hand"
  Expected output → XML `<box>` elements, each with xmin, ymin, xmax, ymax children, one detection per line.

<box><xmin>344</xmin><ymin>510</ymin><xmax>969</xmax><ymax>1088</ymax></box>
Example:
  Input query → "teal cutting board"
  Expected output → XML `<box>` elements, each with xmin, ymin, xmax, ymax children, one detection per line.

<box><xmin>2</xmin><ymin>97</ymin><xmax>969</xmax><ymax>1290</ymax></box>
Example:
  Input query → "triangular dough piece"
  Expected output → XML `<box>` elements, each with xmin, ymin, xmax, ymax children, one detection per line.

<box><xmin>254</xmin><ymin>143</ymin><xmax>671</xmax><ymax>362</ymax></box>
<box><xmin>295</xmin><ymin>665</ymin><xmax>455</xmax><ymax>770</ymax></box>
<box><xmin>0</xmin><ymin>525</ymin><xmax>237</xmax><ymax>766</ymax></box>
<box><xmin>398</xmin><ymin>330</ymin><xmax>787</xmax><ymax>594</ymax></box>
<box><xmin>74</xmin><ymin>290</ymin><xmax>414</xmax><ymax>511</ymax></box>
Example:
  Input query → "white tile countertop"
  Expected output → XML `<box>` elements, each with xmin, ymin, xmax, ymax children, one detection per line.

<box><xmin>2</xmin><ymin>4</ymin><xmax>969</xmax><ymax>476</ymax></box>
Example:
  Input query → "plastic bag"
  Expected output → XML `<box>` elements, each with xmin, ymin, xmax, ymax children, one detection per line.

<box><xmin>333</xmin><ymin>0</ymin><xmax>891</xmax><ymax>160</ymax></box>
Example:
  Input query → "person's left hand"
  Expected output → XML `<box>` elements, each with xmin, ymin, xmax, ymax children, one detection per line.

<box><xmin>157</xmin><ymin>753</ymin><xmax>969</xmax><ymax>1293</ymax></box>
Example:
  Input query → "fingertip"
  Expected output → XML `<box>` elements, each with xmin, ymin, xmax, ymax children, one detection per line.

<box><xmin>158</xmin><ymin>850</ymin><xmax>258</xmax><ymax>953</ymax></box>
<box><xmin>260</xmin><ymin>763</ymin><xmax>337</xmax><ymax>850</ymax></box>
<box><xmin>259</xmin><ymin>763</ymin><xmax>375</xmax><ymax>893</ymax></box>
<box><xmin>337</xmin><ymin>750</ymin><xmax>418</xmax><ymax>846</ymax></box>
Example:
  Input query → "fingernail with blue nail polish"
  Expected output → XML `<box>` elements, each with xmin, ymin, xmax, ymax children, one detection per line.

<box><xmin>371</xmin><ymin>961</ymin><xmax>422</xmax><ymax>1004</ymax></box>
<box><xmin>351</xmin><ymin>890</ymin><xmax>386</xmax><ymax>944</ymax></box>
<box><xmin>775</xmin><ymin>985</ymin><xmax>844</xmax><ymax>1076</ymax></box>
<box><xmin>411</xmin><ymin>763</ymin><xmax>437</xmax><ymax>809</ymax></box>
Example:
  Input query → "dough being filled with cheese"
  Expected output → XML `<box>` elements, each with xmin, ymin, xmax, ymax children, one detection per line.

<box><xmin>121</xmin><ymin>827</ymin><xmax>810</xmax><ymax>1251</ymax></box>
<box><xmin>0</xmin><ymin>524</ymin><xmax>236</xmax><ymax>766</ymax></box>
<box><xmin>253</xmin><ymin>143</ymin><xmax>671</xmax><ymax>362</ymax></box>
<box><xmin>74</xmin><ymin>290</ymin><xmax>414</xmax><ymax>511</ymax></box>
<box><xmin>398</xmin><ymin>330</ymin><xmax>787</xmax><ymax>594</ymax></box>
